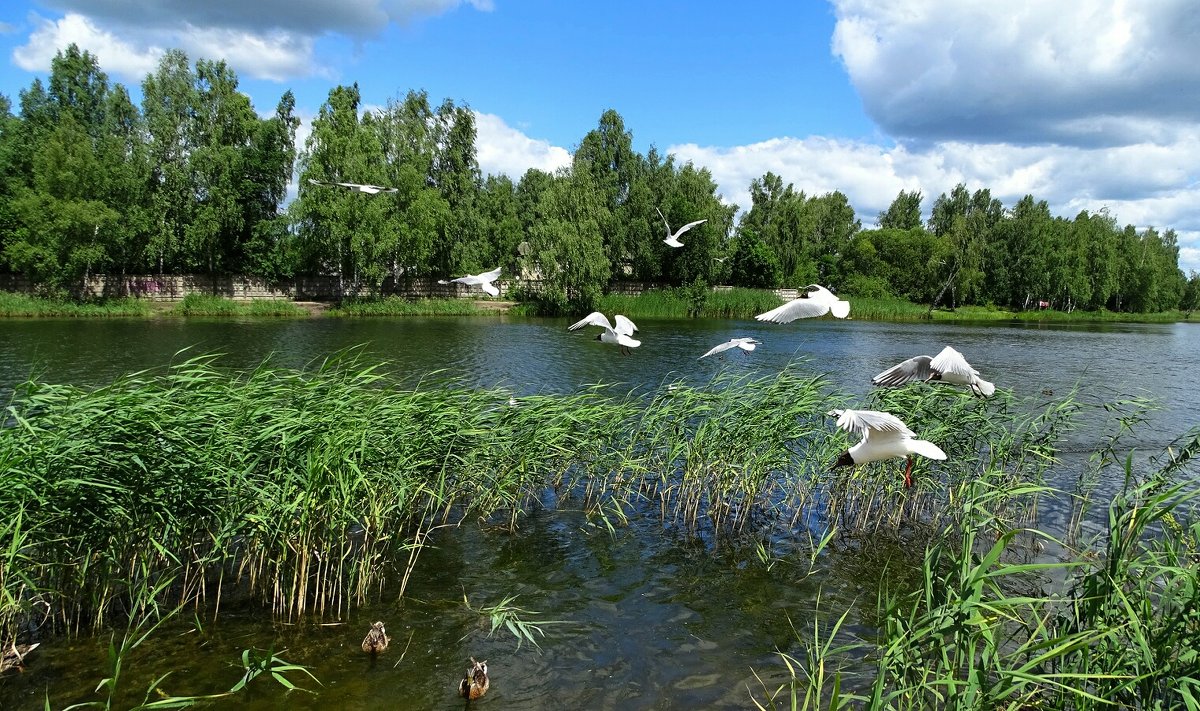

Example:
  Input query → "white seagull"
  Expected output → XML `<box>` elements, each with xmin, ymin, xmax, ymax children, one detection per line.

<box><xmin>700</xmin><ymin>337</ymin><xmax>761</xmax><ymax>359</ymax></box>
<box><xmin>655</xmin><ymin>207</ymin><xmax>706</xmax><ymax>248</ymax></box>
<box><xmin>568</xmin><ymin>312</ymin><xmax>641</xmax><ymax>355</ymax></box>
<box><xmin>438</xmin><ymin>267</ymin><xmax>503</xmax><ymax>297</ymax></box>
<box><xmin>830</xmin><ymin>409</ymin><xmax>947</xmax><ymax>488</ymax></box>
<box><xmin>307</xmin><ymin>178</ymin><xmax>398</xmax><ymax>195</ymax></box>
<box><xmin>755</xmin><ymin>284</ymin><xmax>850</xmax><ymax>323</ymax></box>
<box><xmin>872</xmin><ymin>346</ymin><xmax>996</xmax><ymax>397</ymax></box>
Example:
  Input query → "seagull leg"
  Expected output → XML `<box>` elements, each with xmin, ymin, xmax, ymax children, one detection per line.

<box><xmin>903</xmin><ymin>456</ymin><xmax>914</xmax><ymax>488</ymax></box>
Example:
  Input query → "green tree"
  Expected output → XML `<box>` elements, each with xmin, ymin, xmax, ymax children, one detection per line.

<box><xmin>878</xmin><ymin>189</ymin><xmax>923</xmax><ymax>231</ymax></box>
<box><xmin>527</xmin><ymin>169</ymin><xmax>611</xmax><ymax>312</ymax></box>
<box><xmin>142</xmin><ymin>49</ymin><xmax>197</xmax><ymax>274</ymax></box>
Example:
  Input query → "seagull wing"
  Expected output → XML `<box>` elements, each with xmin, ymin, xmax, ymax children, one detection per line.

<box><xmin>832</xmin><ymin>409</ymin><xmax>916</xmax><ymax>439</ymax></box>
<box><xmin>307</xmin><ymin>178</ymin><xmax>332</xmax><ymax>187</ymax></box>
<box><xmin>755</xmin><ymin>297</ymin><xmax>831</xmax><ymax>323</ymax></box>
<box><xmin>478</xmin><ymin>267</ymin><xmax>502</xmax><ymax>283</ymax></box>
<box><xmin>672</xmin><ymin>219</ymin><xmax>707</xmax><ymax>239</ymax></box>
<box><xmin>481</xmin><ymin>282</ymin><xmax>499</xmax><ymax>296</ymax></box>
<box><xmin>930</xmin><ymin>346</ymin><xmax>978</xmax><ymax>377</ymax></box>
<box><xmin>568</xmin><ymin>312</ymin><xmax>613</xmax><ymax>331</ymax></box>
<box><xmin>655</xmin><ymin>207</ymin><xmax>669</xmax><ymax>231</ymax></box>
<box><xmin>614</xmin><ymin>314</ymin><xmax>638</xmax><ymax>336</ymax></box>
<box><xmin>872</xmin><ymin>355</ymin><xmax>935</xmax><ymax>387</ymax></box>
<box><xmin>700</xmin><ymin>340</ymin><xmax>738</xmax><ymax>359</ymax></box>
<box><xmin>735</xmin><ymin>338</ymin><xmax>761</xmax><ymax>352</ymax></box>
<box><xmin>617</xmin><ymin>333</ymin><xmax>641</xmax><ymax>349</ymax></box>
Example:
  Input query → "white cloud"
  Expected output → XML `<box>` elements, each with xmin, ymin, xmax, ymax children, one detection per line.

<box><xmin>473</xmin><ymin>111</ymin><xmax>572</xmax><ymax>179</ymax></box>
<box><xmin>13</xmin><ymin>13</ymin><xmax>164</xmax><ymax>79</ymax></box>
<box><xmin>670</xmin><ymin>135</ymin><xmax>1200</xmax><ymax>272</ymax></box>
<box><xmin>831</xmin><ymin>0</ymin><xmax>1200</xmax><ymax>146</ymax></box>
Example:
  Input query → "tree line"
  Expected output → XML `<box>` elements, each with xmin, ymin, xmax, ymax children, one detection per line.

<box><xmin>1</xmin><ymin>44</ymin><xmax>1196</xmax><ymax>313</ymax></box>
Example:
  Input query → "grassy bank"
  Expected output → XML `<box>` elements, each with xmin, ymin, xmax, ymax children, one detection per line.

<box><xmin>327</xmin><ymin>295</ymin><xmax>491</xmax><ymax>316</ymax></box>
<box><xmin>0</xmin><ymin>291</ymin><xmax>154</xmax><ymax>317</ymax></box>
<box><xmin>171</xmin><ymin>293</ymin><xmax>308</xmax><ymax>317</ymax></box>
<box><xmin>847</xmin><ymin>295</ymin><xmax>1199</xmax><ymax>323</ymax></box>
<box><xmin>596</xmin><ymin>287</ymin><xmax>785</xmax><ymax>319</ymax></box>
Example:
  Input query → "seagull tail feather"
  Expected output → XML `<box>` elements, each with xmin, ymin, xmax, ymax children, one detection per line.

<box><xmin>908</xmin><ymin>439</ymin><xmax>947</xmax><ymax>461</ymax></box>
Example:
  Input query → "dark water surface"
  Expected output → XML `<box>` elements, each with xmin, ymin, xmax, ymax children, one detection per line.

<box><xmin>2</xmin><ymin>315</ymin><xmax>1198</xmax><ymax>709</ymax></box>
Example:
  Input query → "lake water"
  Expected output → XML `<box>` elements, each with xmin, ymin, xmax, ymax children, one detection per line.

<box><xmin>2</xmin><ymin>315</ymin><xmax>1198</xmax><ymax>709</ymax></box>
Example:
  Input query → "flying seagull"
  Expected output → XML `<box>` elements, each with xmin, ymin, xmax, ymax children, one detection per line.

<box><xmin>755</xmin><ymin>284</ymin><xmax>850</xmax><ymax>323</ymax></box>
<box><xmin>700</xmin><ymin>337</ymin><xmax>761</xmax><ymax>359</ymax></box>
<box><xmin>830</xmin><ymin>408</ymin><xmax>947</xmax><ymax>488</ymax></box>
<box><xmin>307</xmin><ymin>178</ymin><xmax>398</xmax><ymax>195</ymax></box>
<box><xmin>568</xmin><ymin>312</ymin><xmax>641</xmax><ymax>355</ymax></box>
<box><xmin>872</xmin><ymin>346</ymin><xmax>996</xmax><ymax>397</ymax></box>
<box><xmin>438</xmin><ymin>267</ymin><xmax>503</xmax><ymax>297</ymax></box>
<box><xmin>655</xmin><ymin>207</ymin><xmax>706</xmax><ymax>248</ymax></box>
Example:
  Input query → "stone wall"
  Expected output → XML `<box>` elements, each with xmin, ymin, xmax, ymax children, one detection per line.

<box><xmin>0</xmin><ymin>273</ymin><xmax>800</xmax><ymax>303</ymax></box>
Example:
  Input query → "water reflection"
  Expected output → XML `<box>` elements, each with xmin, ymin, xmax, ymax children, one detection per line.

<box><xmin>2</xmin><ymin>316</ymin><xmax>1198</xmax><ymax>709</ymax></box>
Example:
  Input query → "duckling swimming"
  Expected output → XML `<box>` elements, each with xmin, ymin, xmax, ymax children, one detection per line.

<box><xmin>458</xmin><ymin>656</ymin><xmax>489</xmax><ymax>700</ymax></box>
<box><xmin>361</xmin><ymin>621</ymin><xmax>389</xmax><ymax>654</ymax></box>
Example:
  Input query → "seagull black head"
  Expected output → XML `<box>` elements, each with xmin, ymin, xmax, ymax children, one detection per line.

<box><xmin>832</xmin><ymin>451</ymin><xmax>855</xmax><ymax>469</ymax></box>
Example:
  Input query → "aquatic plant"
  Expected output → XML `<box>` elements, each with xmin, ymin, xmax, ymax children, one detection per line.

<box><xmin>327</xmin><ymin>296</ymin><xmax>490</xmax><ymax>316</ymax></box>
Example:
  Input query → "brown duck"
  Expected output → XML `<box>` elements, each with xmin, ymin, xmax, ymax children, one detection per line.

<box><xmin>361</xmin><ymin>621</ymin><xmax>389</xmax><ymax>654</ymax></box>
<box><xmin>1</xmin><ymin>642</ymin><xmax>39</xmax><ymax>673</ymax></box>
<box><xmin>458</xmin><ymin>656</ymin><xmax>489</xmax><ymax>700</ymax></box>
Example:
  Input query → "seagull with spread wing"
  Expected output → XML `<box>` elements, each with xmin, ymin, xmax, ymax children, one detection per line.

<box><xmin>438</xmin><ymin>267</ymin><xmax>503</xmax><ymax>297</ymax></box>
<box><xmin>755</xmin><ymin>284</ymin><xmax>850</xmax><ymax>323</ymax></box>
<box><xmin>830</xmin><ymin>408</ymin><xmax>947</xmax><ymax>488</ymax></box>
<box><xmin>568</xmin><ymin>312</ymin><xmax>641</xmax><ymax>355</ymax></box>
<box><xmin>872</xmin><ymin>346</ymin><xmax>996</xmax><ymax>397</ymax></box>
<box><xmin>307</xmin><ymin>178</ymin><xmax>398</xmax><ymax>195</ymax></box>
<box><xmin>655</xmin><ymin>207</ymin><xmax>706</xmax><ymax>248</ymax></box>
<box><xmin>699</xmin><ymin>337</ymin><xmax>761</xmax><ymax>359</ymax></box>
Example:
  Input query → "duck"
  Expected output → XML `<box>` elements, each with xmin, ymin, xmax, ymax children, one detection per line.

<box><xmin>1</xmin><ymin>642</ymin><xmax>39</xmax><ymax>673</ymax></box>
<box><xmin>871</xmin><ymin>346</ymin><xmax>995</xmax><ymax>397</ymax></box>
<box><xmin>755</xmin><ymin>285</ymin><xmax>850</xmax><ymax>323</ymax></box>
<box><xmin>459</xmin><ymin>656</ymin><xmax>490</xmax><ymax>700</ymax></box>
<box><xmin>568</xmin><ymin>312</ymin><xmax>641</xmax><ymax>355</ymax></box>
<box><xmin>361</xmin><ymin>621</ymin><xmax>389</xmax><ymax>654</ymax></box>
<box><xmin>829</xmin><ymin>408</ymin><xmax>947</xmax><ymax>488</ymax></box>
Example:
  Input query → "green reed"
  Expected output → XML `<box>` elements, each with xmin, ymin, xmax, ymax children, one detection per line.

<box><xmin>755</xmin><ymin>427</ymin><xmax>1200</xmax><ymax>711</ymax></box>
<box><xmin>0</xmin><ymin>352</ymin><xmax>1076</xmax><ymax>651</ymax></box>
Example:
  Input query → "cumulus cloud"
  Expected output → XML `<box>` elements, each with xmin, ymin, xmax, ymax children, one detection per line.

<box><xmin>669</xmin><ymin>135</ymin><xmax>1200</xmax><ymax>272</ymax></box>
<box><xmin>13</xmin><ymin>13</ymin><xmax>164</xmax><ymax>79</ymax></box>
<box><xmin>474</xmin><ymin>112</ymin><xmax>572</xmax><ymax>179</ymax></box>
<box><xmin>17</xmin><ymin>0</ymin><xmax>493</xmax><ymax>81</ymax></box>
<box><xmin>831</xmin><ymin>0</ymin><xmax>1200</xmax><ymax>146</ymax></box>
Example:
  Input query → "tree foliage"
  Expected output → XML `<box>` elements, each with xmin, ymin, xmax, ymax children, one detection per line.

<box><xmin>0</xmin><ymin>46</ymin><xmax>1190</xmax><ymax>312</ymax></box>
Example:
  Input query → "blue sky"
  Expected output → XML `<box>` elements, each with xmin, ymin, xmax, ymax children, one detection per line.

<box><xmin>1</xmin><ymin>1</ymin><xmax>1198</xmax><ymax>271</ymax></box>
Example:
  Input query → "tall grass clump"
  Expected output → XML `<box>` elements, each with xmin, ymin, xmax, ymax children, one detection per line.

<box><xmin>328</xmin><ymin>296</ymin><xmax>488</xmax><ymax>316</ymax></box>
<box><xmin>754</xmin><ymin>425</ymin><xmax>1200</xmax><ymax>710</ymax></box>
<box><xmin>0</xmin><ymin>292</ymin><xmax>154</xmax><ymax>318</ymax></box>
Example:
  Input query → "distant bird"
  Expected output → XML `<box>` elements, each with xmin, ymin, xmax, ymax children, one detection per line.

<box><xmin>568</xmin><ymin>312</ymin><xmax>641</xmax><ymax>355</ymax></box>
<box><xmin>655</xmin><ymin>207</ymin><xmax>706</xmax><ymax>248</ymax></box>
<box><xmin>459</xmin><ymin>657</ymin><xmax>490</xmax><ymax>700</ymax></box>
<box><xmin>871</xmin><ymin>346</ymin><xmax>996</xmax><ymax>397</ymax></box>
<box><xmin>713</xmin><ymin>256</ymin><xmax>728</xmax><ymax>264</ymax></box>
<box><xmin>438</xmin><ymin>267</ymin><xmax>502</xmax><ymax>297</ymax></box>
<box><xmin>755</xmin><ymin>285</ymin><xmax>850</xmax><ymax>323</ymax></box>
<box><xmin>361</xmin><ymin>621</ymin><xmax>389</xmax><ymax>654</ymax></box>
<box><xmin>830</xmin><ymin>409</ymin><xmax>947</xmax><ymax>488</ymax></box>
<box><xmin>307</xmin><ymin>178</ymin><xmax>398</xmax><ymax>195</ymax></box>
<box><xmin>700</xmin><ymin>337</ymin><xmax>761</xmax><ymax>359</ymax></box>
